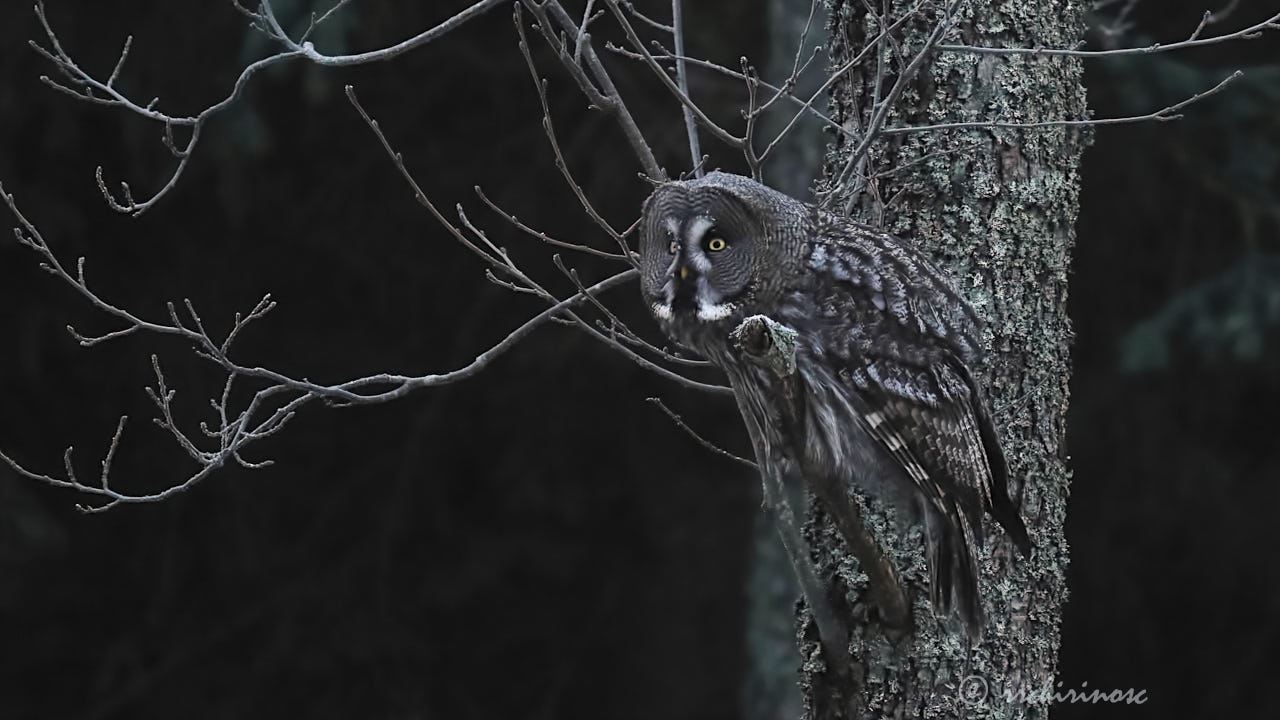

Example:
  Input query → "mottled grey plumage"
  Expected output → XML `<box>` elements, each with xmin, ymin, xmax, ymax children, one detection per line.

<box><xmin>639</xmin><ymin>171</ymin><xmax>1031</xmax><ymax>638</ymax></box>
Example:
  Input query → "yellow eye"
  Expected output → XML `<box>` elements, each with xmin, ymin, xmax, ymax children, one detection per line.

<box><xmin>707</xmin><ymin>237</ymin><xmax>727</xmax><ymax>252</ymax></box>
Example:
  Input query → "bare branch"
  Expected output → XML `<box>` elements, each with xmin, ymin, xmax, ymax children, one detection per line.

<box><xmin>5</xmin><ymin>126</ymin><xmax>734</xmax><ymax>506</ymax></box>
<box><xmin>573</xmin><ymin>0</ymin><xmax>598</xmax><ymax>64</ymax></box>
<box><xmin>607</xmin><ymin>45</ymin><xmax>851</xmax><ymax>145</ymax></box>
<box><xmin>602</xmin><ymin>0</ymin><xmax>744</xmax><ymax>149</ymax></box>
<box><xmin>67</xmin><ymin>323</ymin><xmax>139</xmax><ymax>347</ymax></box>
<box><xmin>751</xmin><ymin>0</ymin><xmax>824</xmax><ymax>119</ymax></box>
<box><xmin>620</xmin><ymin>1</ymin><xmax>672</xmax><ymax>33</ymax></box>
<box><xmin>0</xmin><ymin>238</ymin><xmax>647</xmax><ymax>510</ymax></box>
<box><xmin>301</xmin><ymin>0</ymin><xmax>356</xmax><ymax>43</ymax></box>
<box><xmin>106</xmin><ymin>35</ymin><xmax>133</xmax><ymax>88</ymax></box>
<box><xmin>741</xmin><ymin>58</ymin><xmax>763</xmax><ymax>180</ymax></box>
<box><xmin>758</xmin><ymin>0</ymin><xmax>924</xmax><ymax>166</ymax></box>
<box><xmin>343</xmin><ymin>86</ymin><xmax>512</xmax><ymax>276</ymax></box>
<box><xmin>880</xmin><ymin>70</ymin><xmax>1243</xmax><ymax>134</ymax></box>
<box><xmin>647</xmin><ymin>398</ymin><xmax>756</xmax><ymax>468</ymax></box>
<box><xmin>789</xmin><ymin>0</ymin><xmax>823</xmax><ymax>82</ymax></box>
<box><xmin>671</xmin><ymin>0</ymin><xmax>703</xmax><ymax>177</ymax></box>
<box><xmin>474</xmin><ymin>186</ymin><xmax>630</xmax><ymax>262</ymax></box>
<box><xmin>263</xmin><ymin>0</ymin><xmax>508</xmax><ymax>66</ymax></box>
<box><xmin>564</xmin><ymin>308</ymin><xmax>734</xmax><ymax>395</ymax></box>
<box><xmin>524</xmin><ymin>1</ymin><xmax>664</xmax><ymax>180</ymax></box>
<box><xmin>826</xmin><ymin>0</ymin><xmax>964</xmax><ymax>204</ymax></box>
<box><xmin>513</xmin><ymin>15</ymin><xmax>631</xmax><ymax>252</ymax></box>
<box><xmin>145</xmin><ymin>355</ymin><xmax>211</xmax><ymax>463</ymax></box>
<box><xmin>941</xmin><ymin>9</ymin><xmax>1279</xmax><ymax>56</ymax></box>
<box><xmin>552</xmin><ymin>255</ymin><xmax>710</xmax><ymax>369</ymax></box>
<box><xmin>28</xmin><ymin>0</ymin><xmax>505</xmax><ymax>214</ymax></box>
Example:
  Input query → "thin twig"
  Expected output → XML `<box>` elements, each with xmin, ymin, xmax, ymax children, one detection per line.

<box><xmin>603</xmin><ymin>0</ymin><xmax>744</xmax><ymax>149</ymax></box>
<box><xmin>514</xmin><ymin>14</ymin><xmax>634</xmax><ymax>262</ymax></box>
<box><xmin>28</xmin><ymin>0</ymin><xmax>505</xmax><ymax>214</ymax></box>
<box><xmin>525</xmin><ymin>1</ymin><xmax>664</xmax><ymax>180</ymax></box>
<box><xmin>826</xmin><ymin>0</ymin><xmax>964</xmax><ymax>205</ymax></box>
<box><xmin>647</xmin><ymin>398</ymin><xmax>756</xmax><ymax>468</ymax></box>
<box><xmin>573</xmin><ymin>0</ymin><xmax>597</xmax><ymax>64</ymax></box>
<box><xmin>552</xmin><ymin>256</ymin><xmax>711</xmax><ymax>369</ymax></box>
<box><xmin>621</xmin><ymin>1</ymin><xmax>672</xmax><ymax>33</ymax></box>
<box><xmin>263</xmin><ymin>0</ymin><xmax>508</xmax><ymax>66</ymax></box>
<box><xmin>741</xmin><ymin>58</ymin><xmax>763</xmax><ymax>180</ymax></box>
<box><xmin>758</xmin><ymin>0</ymin><xmax>924</xmax><ymax>166</ymax></box>
<box><xmin>301</xmin><ymin>0</ymin><xmax>355</xmax><ymax>43</ymax></box>
<box><xmin>474</xmin><ymin>186</ymin><xmax>630</xmax><ymax>262</ymax></box>
<box><xmin>607</xmin><ymin>45</ymin><xmax>852</xmax><ymax>144</ymax></box>
<box><xmin>671</xmin><ymin>0</ymin><xmax>703</xmax><ymax>177</ymax></box>
<box><xmin>879</xmin><ymin>70</ymin><xmax>1243</xmax><ymax>134</ymax></box>
<box><xmin>941</xmin><ymin>9</ymin><xmax>1279</xmax><ymax>56</ymax></box>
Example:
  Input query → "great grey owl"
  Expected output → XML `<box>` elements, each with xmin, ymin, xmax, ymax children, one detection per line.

<box><xmin>638</xmin><ymin>171</ymin><xmax>1030</xmax><ymax>638</ymax></box>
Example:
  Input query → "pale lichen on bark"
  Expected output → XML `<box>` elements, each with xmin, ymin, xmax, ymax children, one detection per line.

<box><xmin>800</xmin><ymin>1</ymin><xmax>1089</xmax><ymax>717</ymax></box>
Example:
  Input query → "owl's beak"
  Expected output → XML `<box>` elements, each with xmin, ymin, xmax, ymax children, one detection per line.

<box><xmin>679</xmin><ymin>266</ymin><xmax>690</xmax><ymax>281</ymax></box>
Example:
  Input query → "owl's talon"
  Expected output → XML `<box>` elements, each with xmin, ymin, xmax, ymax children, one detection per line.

<box><xmin>730</xmin><ymin>314</ymin><xmax>798</xmax><ymax>377</ymax></box>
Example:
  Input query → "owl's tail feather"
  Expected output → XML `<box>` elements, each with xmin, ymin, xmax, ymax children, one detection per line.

<box><xmin>924</xmin><ymin>503</ymin><xmax>985</xmax><ymax>641</ymax></box>
<box><xmin>953</xmin><ymin>355</ymin><xmax>1033</xmax><ymax>558</ymax></box>
<box><xmin>989</xmin><ymin>489</ymin><xmax>1032</xmax><ymax>558</ymax></box>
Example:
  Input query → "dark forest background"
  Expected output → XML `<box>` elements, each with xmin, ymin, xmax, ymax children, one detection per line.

<box><xmin>1</xmin><ymin>1</ymin><xmax>1276</xmax><ymax>718</ymax></box>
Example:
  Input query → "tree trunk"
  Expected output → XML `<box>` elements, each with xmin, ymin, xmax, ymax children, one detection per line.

<box><xmin>801</xmin><ymin>1</ymin><xmax>1088</xmax><ymax>717</ymax></box>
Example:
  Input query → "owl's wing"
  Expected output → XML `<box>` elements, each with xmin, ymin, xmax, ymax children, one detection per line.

<box><xmin>806</xmin><ymin>218</ymin><xmax>1030</xmax><ymax>555</ymax></box>
<box><xmin>828</xmin><ymin>354</ymin><xmax>990</xmax><ymax>632</ymax></box>
<box><xmin>845</xmin><ymin>355</ymin><xmax>1028</xmax><ymax>556</ymax></box>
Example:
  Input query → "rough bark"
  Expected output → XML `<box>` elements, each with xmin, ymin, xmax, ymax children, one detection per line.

<box><xmin>799</xmin><ymin>1</ymin><xmax>1088</xmax><ymax>717</ymax></box>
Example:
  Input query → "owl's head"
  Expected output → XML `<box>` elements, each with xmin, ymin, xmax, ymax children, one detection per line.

<box><xmin>638</xmin><ymin>172</ymin><xmax>802</xmax><ymax>338</ymax></box>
